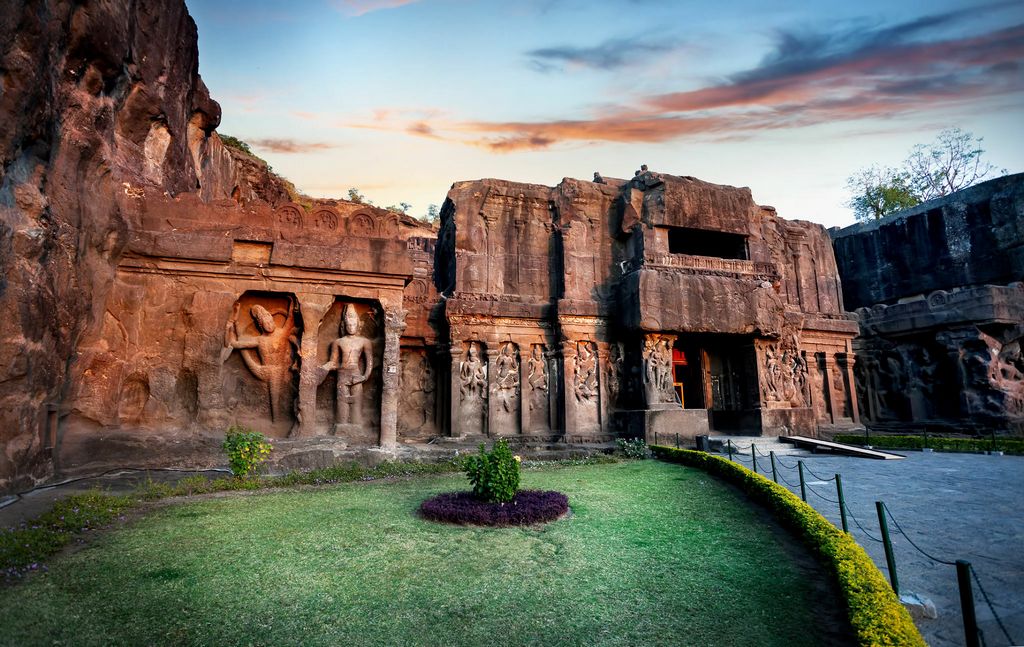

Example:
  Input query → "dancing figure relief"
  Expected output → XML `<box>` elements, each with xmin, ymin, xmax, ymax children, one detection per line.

<box><xmin>223</xmin><ymin>298</ymin><xmax>300</xmax><ymax>422</ymax></box>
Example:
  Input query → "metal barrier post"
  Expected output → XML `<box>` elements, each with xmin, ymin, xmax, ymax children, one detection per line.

<box><xmin>654</xmin><ymin>431</ymin><xmax>658</xmax><ymax>446</ymax></box>
<box><xmin>751</xmin><ymin>444</ymin><xmax>758</xmax><ymax>473</ymax></box>
<box><xmin>675</xmin><ymin>433</ymin><xmax>680</xmax><ymax>449</ymax></box>
<box><xmin>836</xmin><ymin>473</ymin><xmax>849</xmax><ymax>533</ymax></box>
<box><xmin>770</xmin><ymin>452</ymin><xmax>778</xmax><ymax>483</ymax></box>
<box><xmin>727</xmin><ymin>439</ymin><xmax>734</xmax><ymax>461</ymax></box>
<box><xmin>798</xmin><ymin>460</ymin><xmax>807</xmax><ymax>501</ymax></box>
<box><xmin>956</xmin><ymin>560</ymin><xmax>980</xmax><ymax>647</ymax></box>
<box><xmin>876</xmin><ymin>501</ymin><xmax>899</xmax><ymax>594</ymax></box>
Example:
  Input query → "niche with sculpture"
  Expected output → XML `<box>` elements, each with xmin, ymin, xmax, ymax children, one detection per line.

<box><xmin>315</xmin><ymin>300</ymin><xmax>383</xmax><ymax>443</ymax></box>
<box><xmin>526</xmin><ymin>344</ymin><xmax>552</xmax><ymax>433</ymax></box>
<box><xmin>398</xmin><ymin>347</ymin><xmax>438</xmax><ymax>440</ymax></box>
<box><xmin>459</xmin><ymin>341</ymin><xmax>488</xmax><ymax>436</ymax></box>
<box><xmin>573</xmin><ymin>340</ymin><xmax>601</xmax><ymax>431</ymax></box>
<box><xmin>221</xmin><ymin>292</ymin><xmax>302</xmax><ymax>436</ymax></box>
<box><xmin>492</xmin><ymin>342</ymin><xmax>521</xmax><ymax>435</ymax></box>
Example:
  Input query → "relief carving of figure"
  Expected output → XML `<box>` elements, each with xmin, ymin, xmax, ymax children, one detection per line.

<box><xmin>322</xmin><ymin>304</ymin><xmax>374</xmax><ymax>429</ymax></box>
<box><xmin>574</xmin><ymin>341</ymin><xmax>598</xmax><ymax>401</ymax></box>
<box><xmin>224</xmin><ymin>298</ymin><xmax>299</xmax><ymax>422</ymax></box>
<box><xmin>494</xmin><ymin>342</ymin><xmax>520</xmax><ymax>413</ymax></box>
<box><xmin>528</xmin><ymin>345</ymin><xmax>548</xmax><ymax>394</ymax></box>
<box><xmin>643</xmin><ymin>336</ymin><xmax>675</xmax><ymax>404</ymax></box>
<box><xmin>460</xmin><ymin>342</ymin><xmax>487</xmax><ymax>400</ymax></box>
<box><xmin>606</xmin><ymin>342</ymin><xmax>624</xmax><ymax>405</ymax></box>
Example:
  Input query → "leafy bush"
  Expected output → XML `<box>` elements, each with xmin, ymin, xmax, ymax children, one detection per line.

<box><xmin>616</xmin><ymin>438</ymin><xmax>649</xmax><ymax>459</ymax></box>
<box><xmin>835</xmin><ymin>434</ymin><xmax>1024</xmax><ymax>455</ymax></box>
<box><xmin>464</xmin><ymin>439</ymin><xmax>521</xmax><ymax>503</ymax></box>
<box><xmin>420</xmin><ymin>490</ymin><xmax>568</xmax><ymax>526</ymax></box>
<box><xmin>650</xmin><ymin>445</ymin><xmax>926</xmax><ymax>647</ymax></box>
<box><xmin>222</xmin><ymin>426</ymin><xmax>273</xmax><ymax>478</ymax></box>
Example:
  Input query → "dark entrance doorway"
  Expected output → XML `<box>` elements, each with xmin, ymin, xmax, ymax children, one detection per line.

<box><xmin>673</xmin><ymin>334</ymin><xmax>758</xmax><ymax>433</ymax></box>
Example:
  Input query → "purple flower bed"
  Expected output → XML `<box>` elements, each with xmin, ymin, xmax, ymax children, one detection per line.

<box><xmin>419</xmin><ymin>490</ymin><xmax>569</xmax><ymax>526</ymax></box>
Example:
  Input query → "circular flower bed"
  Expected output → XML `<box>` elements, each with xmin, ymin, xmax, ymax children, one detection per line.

<box><xmin>419</xmin><ymin>490</ymin><xmax>569</xmax><ymax>526</ymax></box>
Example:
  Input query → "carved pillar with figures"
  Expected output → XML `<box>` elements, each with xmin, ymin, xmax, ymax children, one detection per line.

<box><xmin>379</xmin><ymin>307</ymin><xmax>407</xmax><ymax>449</ymax></box>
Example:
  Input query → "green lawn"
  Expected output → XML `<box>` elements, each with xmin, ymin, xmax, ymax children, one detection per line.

<box><xmin>0</xmin><ymin>461</ymin><xmax>849</xmax><ymax>646</ymax></box>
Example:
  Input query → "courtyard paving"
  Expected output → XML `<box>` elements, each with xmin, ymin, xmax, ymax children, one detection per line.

<box><xmin>730</xmin><ymin>449</ymin><xmax>1023</xmax><ymax>647</ymax></box>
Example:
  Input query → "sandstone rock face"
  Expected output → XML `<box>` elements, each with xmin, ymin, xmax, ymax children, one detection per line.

<box><xmin>438</xmin><ymin>170</ymin><xmax>860</xmax><ymax>442</ymax></box>
<box><xmin>832</xmin><ymin>174</ymin><xmax>1024</xmax><ymax>434</ymax></box>
<box><xmin>0</xmin><ymin>0</ymin><xmax>270</xmax><ymax>491</ymax></box>
<box><xmin>833</xmin><ymin>174</ymin><xmax>1024</xmax><ymax>310</ymax></box>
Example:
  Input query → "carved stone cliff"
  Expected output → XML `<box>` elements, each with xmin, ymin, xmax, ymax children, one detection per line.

<box><xmin>832</xmin><ymin>174</ymin><xmax>1024</xmax><ymax>434</ymax></box>
<box><xmin>0</xmin><ymin>0</ymin><xmax>286</xmax><ymax>491</ymax></box>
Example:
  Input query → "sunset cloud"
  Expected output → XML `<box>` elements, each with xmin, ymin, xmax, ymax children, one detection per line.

<box><xmin>526</xmin><ymin>35</ymin><xmax>683</xmax><ymax>72</ymax></box>
<box><xmin>403</xmin><ymin>10</ymin><xmax>1024</xmax><ymax>151</ymax></box>
<box><xmin>249</xmin><ymin>139</ymin><xmax>338</xmax><ymax>153</ymax></box>
<box><xmin>333</xmin><ymin>0</ymin><xmax>421</xmax><ymax>17</ymax></box>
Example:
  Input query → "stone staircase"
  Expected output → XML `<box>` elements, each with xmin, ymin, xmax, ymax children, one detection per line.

<box><xmin>707</xmin><ymin>435</ymin><xmax>813</xmax><ymax>458</ymax></box>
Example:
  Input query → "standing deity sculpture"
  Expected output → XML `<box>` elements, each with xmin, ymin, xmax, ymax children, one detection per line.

<box><xmin>606</xmin><ymin>342</ymin><xmax>624</xmax><ymax>405</ymax></box>
<box><xmin>574</xmin><ymin>341</ymin><xmax>598</xmax><ymax>401</ymax></box>
<box><xmin>460</xmin><ymin>342</ymin><xmax>487</xmax><ymax>400</ymax></box>
<box><xmin>527</xmin><ymin>345</ymin><xmax>548</xmax><ymax>395</ymax></box>
<box><xmin>494</xmin><ymin>342</ymin><xmax>520</xmax><ymax>413</ymax></box>
<box><xmin>642</xmin><ymin>335</ymin><xmax>675</xmax><ymax>405</ymax></box>
<box><xmin>322</xmin><ymin>304</ymin><xmax>374</xmax><ymax>430</ymax></box>
<box><xmin>224</xmin><ymin>298</ymin><xmax>299</xmax><ymax>422</ymax></box>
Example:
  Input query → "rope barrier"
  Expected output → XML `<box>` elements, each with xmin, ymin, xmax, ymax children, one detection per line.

<box><xmin>805</xmin><ymin>483</ymin><xmax>840</xmax><ymax>504</ymax></box>
<box><xmin>775</xmin><ymin>468</ymin><xmax>800</xmax><ymax>489</ymax></box>
<box><xmin>801</xmin><ymin>463</ymin><xmax>837</xmax><ymax>482</ymax></box>
<box><xmin>971</xmin><ymin>565</ymin><xmax>1017</xmax><ymax>646</ymax></box>
<box><xmin>843</xmin><ymin>503</ymin><xmax>884</xmax><ymax>543</ymax></box>
<box><xmin>773</xmin><ymin>455</ymin><xmax>800</xmax><ymax>470</ymax></box>
<box><xmin>883</xmin><ymin>505</ymin><xmax>957</xmax><ymax>566</ymax></box>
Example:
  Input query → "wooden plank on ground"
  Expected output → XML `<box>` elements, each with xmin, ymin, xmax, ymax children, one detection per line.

<box><xmin>780</xmin><ymin>436</ymin><xmax>905</xmax><ymax>460</ymax></box>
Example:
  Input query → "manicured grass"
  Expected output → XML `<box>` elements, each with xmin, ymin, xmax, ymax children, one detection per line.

<box><xmin>0</xmin><ymin>461</ymin><xmax>849</xmax><ymax>646</ymax></box>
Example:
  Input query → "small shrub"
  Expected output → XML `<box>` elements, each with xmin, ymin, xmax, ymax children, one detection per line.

<box><xmin>616</xmin><ymin>438</ymin><xmax>649</xmax><ymax>459</ymax></box>
<box><xmin>464</xmin><ymin>439</ymin><xmax>521</xmax><ymax>503</ymax></box>
<box><xmin>420</xmin><ymin>490</ymin><xmax>568</xmax><ymax>526</ymax></box>
<box><xmin>222</xmin><ymin>425</ymin><xmax>273</xmax><ymax>478</ymax></box>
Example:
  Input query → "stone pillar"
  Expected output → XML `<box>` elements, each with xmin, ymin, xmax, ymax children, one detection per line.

<box><xmin>449</xmin><ymin>345</ymin><xmax>462</xmax><ymax>437</ymax></box>
<box><xmin>379</xmin><ymin>308</ymin><xmax>407</xmax><ymax>450</ymax></box>
<box><xmin>519</xmin><ymin>343</ymin><xmax>531</xmax><ymax>434</ymax></box>
<box><xmin>822</xmin><ymin>354</ymin><xmax>839</xmax><ymax>425</ymax></box>
<box><xmin>561</xmin><ymin>340</ymin><xmax>577</xmax><ymax>440</ymax></box>
<box><xmin>295</xmin><ymin>294</ymin><xmax>335</xmax><ymax>438</ymax></box>
<box><xmin>486</xmin><ymin>346</ymin><xmax>500</xmax><ymax>437</ymax></box>
<box><xmin>840</xmin><ymin>353</ymin><xmax>860</xmax><ymax>424</ymax></box>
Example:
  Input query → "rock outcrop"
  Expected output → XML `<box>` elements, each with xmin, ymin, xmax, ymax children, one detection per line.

<box><xmin>0</xmin><ymin>0</ymin><xmax>267</xmax><ymax>491</ymax></box>
<box><xmin>832</xmin><ymin>174</ymin><xmax>1024</xmax><ymax>434</ymax></box>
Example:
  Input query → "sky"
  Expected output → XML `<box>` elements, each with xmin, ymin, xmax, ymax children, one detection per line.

<box><xmin>188</xmin><ymin>0</ymin><xmax>1024</xmax><ymax>228</ymax></box>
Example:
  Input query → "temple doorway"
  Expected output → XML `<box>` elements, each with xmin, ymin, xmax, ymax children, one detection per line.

<box><xmin>673</xmin><ymin>335</ymin><xmax>758</xmax><ymax>433</ymax></box>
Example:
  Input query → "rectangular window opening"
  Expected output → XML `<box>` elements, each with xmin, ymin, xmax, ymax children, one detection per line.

<box><xmin>667</xmin><ymin>227</ymin><xmax>748</xmax><ymax>260</ymax></box>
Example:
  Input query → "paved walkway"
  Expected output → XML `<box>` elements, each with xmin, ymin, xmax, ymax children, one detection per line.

<box><xmin>729</xmin><ymin>449</ymin><xmax>1023</xmax><ymax>647</ymax></box>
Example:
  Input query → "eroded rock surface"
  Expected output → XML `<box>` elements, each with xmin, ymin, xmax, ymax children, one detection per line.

<box><xmin>0</xmin><ymin>0</ymin><xmax>294</xmax><ymax>491</ymax></box>
<box><xmin>832</xmin><ymin>174</ymin><xmax>1024</xmax><ymax>434</ymax></box>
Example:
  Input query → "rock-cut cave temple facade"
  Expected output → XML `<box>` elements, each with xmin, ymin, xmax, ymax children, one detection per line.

<box><xmin>48</xmin><ymin>168</ymin><xmax>862</xmax><ymax>477</ymax></box>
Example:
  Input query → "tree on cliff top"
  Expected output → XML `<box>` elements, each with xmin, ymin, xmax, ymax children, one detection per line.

<box><xmin>845</xmin><ymin>128</ymin><xmax>1004</xmax><ymax>221</ymax></box>
<box><xmin>845</xmin><ymin>165</ymin><xmax>920</xmax><ymax>221</ymax></box>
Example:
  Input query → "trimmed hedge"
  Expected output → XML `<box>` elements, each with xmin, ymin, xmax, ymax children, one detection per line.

<box><xmin>651</xmin><ymin>445</ymin><xmax>925</xmax><ymax>647</ymax></box>
<box><xmin>835</xmin><ymin>434</ymin><xmax>1024</xmax><ymax>455</ymax></box>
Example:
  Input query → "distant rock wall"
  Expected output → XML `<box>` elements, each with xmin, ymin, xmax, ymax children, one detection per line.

<box><xmin>833</xmin><ymin>174</ymin><xmax>1024</xmax><ymax>310</ymax></box>
<box><xmin>832</xmin><ymin>174</ymin><xmax>1024</xmax><ymax>434</ymax></box>
<box><xmin>0</xmin><ymin>0</ymin><xmax>278</xmax><ymax>491</ymax></box>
